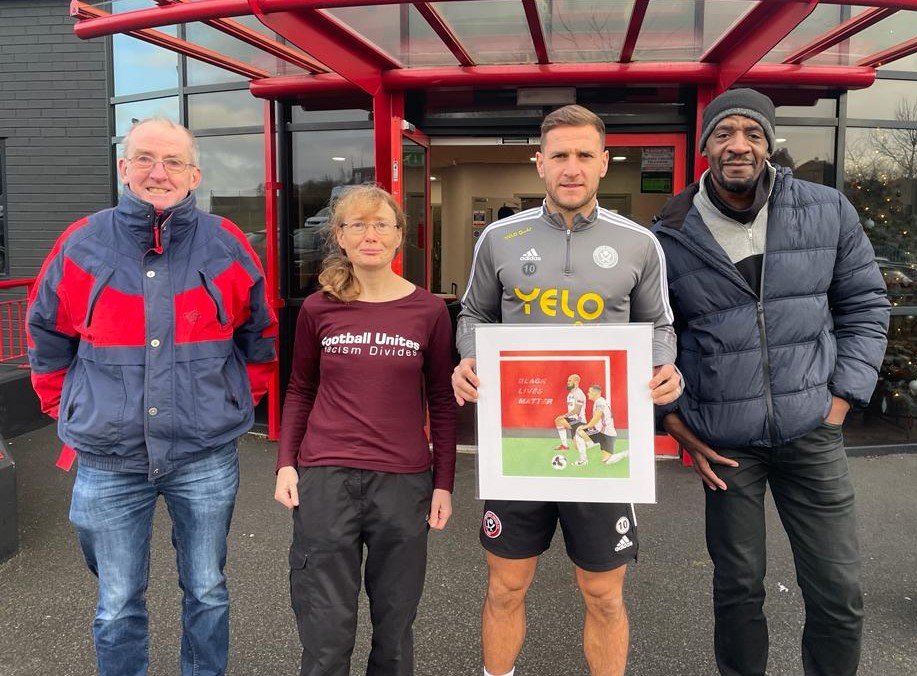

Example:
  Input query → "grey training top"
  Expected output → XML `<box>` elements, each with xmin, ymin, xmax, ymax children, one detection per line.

<box><xmin>456</xmin><ymin>200</ymin><xmax>677</xmax><ymax>365</ymax></box>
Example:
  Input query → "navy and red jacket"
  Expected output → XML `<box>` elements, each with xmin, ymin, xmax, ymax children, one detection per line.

<box><xmin>26</xmin><ymin>188</ymin><xmax>278</xmax><ymax>479</ymax></box>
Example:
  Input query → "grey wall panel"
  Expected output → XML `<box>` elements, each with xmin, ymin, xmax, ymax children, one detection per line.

<box><xmin>0</xmin><ymin>0</ymin><xmax>111</xmax><ymax>280</ymax></box>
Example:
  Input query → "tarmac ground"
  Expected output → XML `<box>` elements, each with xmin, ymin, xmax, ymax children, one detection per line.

<box><xmin>0</xmin><ymin>422</ymin><xmax>915</xmax><ymax>675</ymax></box>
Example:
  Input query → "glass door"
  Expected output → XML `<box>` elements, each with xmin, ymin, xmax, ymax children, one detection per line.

<box><xmin>601</xmin><ymin>133</ymin><xmax>687</xmax><ymax>227</ymax></box>
<box><xmin>401</xmin><ymin>129</ymin><xmax>430</xmax><ymax>289</ymax></box>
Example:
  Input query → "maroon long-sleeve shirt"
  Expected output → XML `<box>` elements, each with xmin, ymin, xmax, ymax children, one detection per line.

<box><xmin>277</xmin><ymin>288</ymin><xmax>457</xmax><ymax>492</ymax></box>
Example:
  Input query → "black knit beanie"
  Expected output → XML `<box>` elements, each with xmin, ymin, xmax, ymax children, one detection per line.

<box><xmin>698</xmin><ymin>88</ymin><xmax>776</xmax><ymax>153</ymax></box>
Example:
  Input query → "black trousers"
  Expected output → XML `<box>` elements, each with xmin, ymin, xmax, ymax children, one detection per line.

<box><xmin>289</xmin><ymin>467</ymin><xmax>432</xmax><ymax>676</ymax></box>
<box><xmin>705</xmin><ymin>423</ymin><xmax>863</xmax><ymax>676</ymax></box>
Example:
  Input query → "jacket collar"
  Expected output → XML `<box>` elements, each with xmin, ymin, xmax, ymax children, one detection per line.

<box><xmin>116</xmin><ymin>187</ymin><xmax>198</xmax><ymax>251</ymax></box>
<box><xmin>540</xmin><ymin>198</ymin><xmax>599</xmax><ymax>231</ymax></box>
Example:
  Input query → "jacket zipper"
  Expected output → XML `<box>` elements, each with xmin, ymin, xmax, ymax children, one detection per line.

<box><xmin>756</xmin><ymin>246</ymin><xmax>777</xmax><ymax>444</ymax></box>
<box><xmin>564</xmin><ymin>228</ymin><xmax>572</xmax><ymax>275</ymax></box>
<box><xmin>659</xmin><ymin>226</ymin><xmax>777</xmax><ymax>440</ymax></box>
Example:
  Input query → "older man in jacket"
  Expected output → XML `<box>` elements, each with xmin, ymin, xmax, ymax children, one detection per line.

<box><xmin>27</xmin><ymin>118</ymin><xmax>277</xmax><ymax>676</ymax></box>
<box><xmin>652</xmin><ymin>89</ymin><xmax>889</xmax><ymax>676</ymax></box>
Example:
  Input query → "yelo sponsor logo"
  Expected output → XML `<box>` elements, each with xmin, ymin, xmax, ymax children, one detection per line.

<box><xmin>513</xmin><ymin>287</ymin><xmax>604</xmax><ymax>321</ymax></box>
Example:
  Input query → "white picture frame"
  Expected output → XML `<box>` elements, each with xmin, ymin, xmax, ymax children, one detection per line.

<box><xmin>475</xmin><ymin>324</ymin><xmax>656</xmax><ymax>503</ymax></box>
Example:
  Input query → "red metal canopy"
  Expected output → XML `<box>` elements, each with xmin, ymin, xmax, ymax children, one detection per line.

<box><xmin>69</xmin><ymin>0</ymin><xmax>917</xmax><ymax>99</ymax></box>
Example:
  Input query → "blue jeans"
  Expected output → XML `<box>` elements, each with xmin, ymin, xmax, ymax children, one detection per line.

<box><xmin>69</xmin><ymin>443</ymin><xmax>239</xmax><ymax>676</ymax></box>
<box><xmin>705</xmin><ymin>423</ymin><xmax>862</xmax><ymax>676</ymax></box>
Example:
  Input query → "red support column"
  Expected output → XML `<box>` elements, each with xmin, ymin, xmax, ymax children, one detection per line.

<box><xmin>694</xmin><ymin>84</ymin><xmax>715</xmax><ymax>182</ymax></box>
<box><xmin>373</xmin><ymin>89</ymin><xmax>404</xmax><ymax>275</ymax></box>
<box><xmin>263</xmin><ymin>99</ymin><xmax>283</xmax><ymax>440</ymax></box>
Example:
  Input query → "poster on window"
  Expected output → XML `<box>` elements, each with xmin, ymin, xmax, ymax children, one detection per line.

<box><xmin>474</xmin><ymin>324</ymin><xmax>656</xmax><ymax>503</ymax></box>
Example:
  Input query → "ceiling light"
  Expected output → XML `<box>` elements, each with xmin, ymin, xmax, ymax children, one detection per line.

<box><xmin>775</xmin><ymin>138</ymin><xmax>786</xmax><ymax>144</ymax></box>
<box><xmin>430</xmin><ymin>176</ymin><xmax>438</xmax><ymax>181</ymax></box>
<box><xmin>332</xmin><ymin>156</ymin><xmax>346</xmax><ymax>161</ymax></box>
<box><xmin>530</xmin><ymin>157</ymin><xmax>537</xmax><ymax>162</ymax></box>
<box><xmin>612</xmin><ymin>156</ymin><xmax>627</xmax><ymax>161</ymax></box>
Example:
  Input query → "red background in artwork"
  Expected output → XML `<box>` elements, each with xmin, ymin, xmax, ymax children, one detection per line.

<box><xmin>499</xmin><ymin>350</ymin><xmax>628</xmax><ymax>429</ymax></box>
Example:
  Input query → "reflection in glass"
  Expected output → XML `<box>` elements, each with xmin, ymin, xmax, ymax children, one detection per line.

<box><xmin>403</xmin><ymin>137</ymin><xmax>427</xmax><ymax>288</ymax></box>
<box><xmin>186</xmin><ymin>19</ymin><xmax>300</xmax><ymax>86</ymax></box>
<box><xmin>187</xmin><ymin>90</ymin><xmax>262</xmax><ymax>130</ymax></box>
<box><xmin>195</xmin><ymin>134</ymin><xmax>267</xmax><ymax>266</ymax></box>
<box><xmin>325</xmin><ymin>4</ymin><xmax>452</xmax><ymax>67</ymax></box>
<box><xmin>772</xmin><ymin>126</ymin><xmax>835</xmax><ymax>187</ymax></box>
<box><xmin>759</xmin><ymin>4</ymin><xmax>844</xmax><ymax>65</ymax></box>
<box><xmin>536</xmin><ymin>0</ymin><xmax>631</xmax><ymax>63</ymax></box>
<box><xmin>843</xmin><ymin>124</ymin><xmax>917</xmax><ymax>448</ymax></box>
<box><xmin>848</xmin><ymin>80</ymin><xmax>917</xmax><ymax>121</ymax></box>
<box><xmin>291</xmin><ymin>130</ymin><xmax>375</xmax><ymax>297</ymax></box>
<box><xmin>433</xmin><ymin>0</ymin><xmax>534</xmax><ymax>64</ymax></box>
<box><xmin>776</xmin><ymin>98</ymin><xmax>837</xmax><ymax>119</ymax></box>
<box><xmin>634</xmin><ymin>0</ymin><xmax>748</xmax><ymax>61</ymax></box>
<box><xmin>114</xmin><ymin>97</ymin><xmax>180</xmax><ymax>137</ymax></box>
<box><xmin>113</xmin><ymin>33</ymin><xmax>179</xmax><ymax>96</ymax></box>
<box><xmin>291</xmin><ymin>108</ymin><xmax>372</xmax><ymax>125</ymax></box>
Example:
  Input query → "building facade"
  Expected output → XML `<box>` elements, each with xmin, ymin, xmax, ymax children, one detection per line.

<box><xmin>4</xmin><ymin>0</ymin><xmax>917</xmax><ymax>449</ymax></box>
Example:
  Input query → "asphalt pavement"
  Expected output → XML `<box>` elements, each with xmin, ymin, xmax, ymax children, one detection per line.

<box><xmin>0</xmin><ymin>423</ymin><xmax>915</xmax><ymax>675</ymax></box>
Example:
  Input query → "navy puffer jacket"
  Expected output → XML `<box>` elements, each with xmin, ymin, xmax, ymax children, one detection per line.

<box><xmin>652</xmin><ymin>165</ymin><xmax>889</xmax><ymax>448</ymax></box>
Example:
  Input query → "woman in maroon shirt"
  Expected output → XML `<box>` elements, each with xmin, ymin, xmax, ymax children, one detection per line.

<box><xmin>275</xmin><ymin>184</ymin><xmax>457</xmax><ymax>676</ymax></box>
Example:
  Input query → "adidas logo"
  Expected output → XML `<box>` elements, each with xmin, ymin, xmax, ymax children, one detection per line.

<box><xmin>614</xmin><ymin>535</ymin><xmax>633</xmax><ymax>552</ymax></box>
<box><xmin>520</xmin><ymin>248</ymin><xmax>541</xmax><ymax>261</ymax></box>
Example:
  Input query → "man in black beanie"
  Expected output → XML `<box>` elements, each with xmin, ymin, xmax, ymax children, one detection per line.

<box><xmin>652</xmin><ymin>89</ymin><xmax>890</xmax><ymax>675</ymax></box>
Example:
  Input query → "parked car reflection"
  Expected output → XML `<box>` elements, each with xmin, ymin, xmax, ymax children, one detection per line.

<box><xmin>877</xmin><ymin>258</ymin><xmax>917</xmax><ymax>306</ymax></box>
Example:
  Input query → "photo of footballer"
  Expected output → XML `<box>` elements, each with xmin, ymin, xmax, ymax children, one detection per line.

<box><xmin>574</xmin><ymin>384</ymin><xmax>629</xmax><ymax>466</ymax></box>
<box><xmin>553</xmin><ymin>373</ymin><xmax>587</xmax><ymax>451</ymax></box>
<box><xmin>494</xmin><ymin>350</ymin><xmax>631</xmax><ymax>480</ymax></box>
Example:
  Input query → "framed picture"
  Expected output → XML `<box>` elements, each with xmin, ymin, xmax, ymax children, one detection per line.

<box><xmin>475</xmin><ymin>324</ymin><xmax>656</xmax><ymax>503</ymax></box>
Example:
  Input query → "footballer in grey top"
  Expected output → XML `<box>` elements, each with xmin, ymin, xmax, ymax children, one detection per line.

<box><xmin>456</xmin><ymin>199</ymin><xmax>676</xmax><ymax>366</ymax></box>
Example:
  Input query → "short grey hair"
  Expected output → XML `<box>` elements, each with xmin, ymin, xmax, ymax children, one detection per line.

<box><xmin>122</xmin><ymin>117</ymin><xmax>200</xmax><ymax>167</ymax></box>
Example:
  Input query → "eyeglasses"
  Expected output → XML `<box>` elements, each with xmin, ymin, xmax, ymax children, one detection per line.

<box><xmin>126</xmin><ymin>154</ymin><xmax>195</xmax><ymax>174</ymax></box>
<box><xmin>341</xmin><ymin>221</ymin><xmax>400</xmax><ymax>235</ymax></box>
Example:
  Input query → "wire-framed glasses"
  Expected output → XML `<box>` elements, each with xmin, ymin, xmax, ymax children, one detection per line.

<box><xmin>127</xmin><ymin>154</ymin><xmax>195</xmax><ymax>174</ymax></box>
<box><xmin>341</xmin><ymin>221</ymin><xmax>399</xmax><ymax>235</ymax></box>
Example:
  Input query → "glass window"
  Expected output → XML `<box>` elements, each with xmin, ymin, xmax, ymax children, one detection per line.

<box><xmin>185</xmin><ymin>18</ymin><xmax>293</xmax><ymax>86</ymax></box>
<box><xmin>114</xmin><ymin>97</ymin><xmax>180</xmax><ymax>137</ymax></box>
<box><xmin>290</xmin><ymin>129</ymin><xmax>375</xmax><ymax>297</ymax></box>
<box><xmin>772</xmin><ymin>126</ymin><xmax>836</xmax><ymax>187</ymax></box>
<box><xmin>195</xmin><ymin>134</ymin><xmax>267</xmax><ymax>265</ymax></box>
<box><xmin>324</xmin><ymin>4</ymin><xmax>453</xmax><ymax>68</ymax></box>
<box><xmin>291</xmin><ymin>108</ymin><xmax>372</xmax><ymax>125</ymax></box>
<box><xmin>112</xmin><ymin>33</ymin><xmax>179</xmax><ymax>97</ymax></box>
<box><xmin>635</xmin><ymin>0</ymin><xmax>749</xmax><ymax>61</ymax></box>
<box><xmin>776</xmin><ymin>98</ymin><xmax>837</xmax><ymax>119</ymax></box>
<box><xmin>536</xmin><ymin>0</ymin><xmax>631</xmax><ymax>63</ymax></box>
<box><xmin>848</xmin><ymin>80</ymin><xmax>917</xmax><ymax>121</ymax></box>
<box><xmin>844</xmin><ymin>125</ymin><xmax>917</xmax><ymax>449</ymax></box>
<box><xmin>431</xmin><ymin>0</ymin><xmax>535</xmax><ymax>64</ymax></box>
<box><xmin>761</xmin><ymin>4</ymin><xmax>846</xmax><ymax>64</ymax></box>
<box><xmin>187</xmin><ymin>90</ymin><xmax>262</xmax><ymax>130</ymax></box>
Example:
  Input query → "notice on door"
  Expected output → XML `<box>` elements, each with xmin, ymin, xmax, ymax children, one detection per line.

<box><xmin>640</xmin><ymin>147</ymin><xmax>674</xmax><ymax>194</ymax></box>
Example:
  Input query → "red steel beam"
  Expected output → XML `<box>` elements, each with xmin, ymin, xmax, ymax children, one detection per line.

<box><xmin>521</xmin><ymin>0</ymin><xmax>550</xmax><ymax>65</ymax></box>
<box><xmin>154</xmin><ymin>0</ymin><xmax>327</xmax><ymax>73</ymax></box>
<box><xmin>248</xmin><ymin>0</ymin><xmax>400</xmax><ymax>95</ymax></box>
<box><xmin>619</xmin><ymin>0</ymin><xmax>649</xmax><ymax>64</ymax></box>
<box><xmin>248</xmin><ymin>61</ymin><xmax>876</xmax><ymax>98</ymax></box>
<box><xmin>859</xmin><ymin>35</ymin><xmax>917</xmax><ymax>68</ymax></box>
<box><xmin>413</xmin><ymin>2</ymin><xmax>475</xmax><ymax>67</ymax></box>
<box><xmin>702</xmin><ymin>0</ymin><xmax>818</xmax><ymax>92</ymax></box>
<box><xmin>71</xmin><ymin>2</ymin><xmax>269</xmax><ymax>79</ymax></box>
<box><xmin>783</xmin><ymin>6</ymin><xmax>896</xmax><ymax>65</ymax></box>
<box><xmin>261</xmin><ymin>99</ymin><xmax>282</xmax><ymax>441</ymax></box>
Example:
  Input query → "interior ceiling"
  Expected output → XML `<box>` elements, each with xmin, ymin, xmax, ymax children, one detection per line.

<box><xmin>429</xmin><ymin>143</ymin><xmax>643</xmax><ymax>171</ymax></box>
